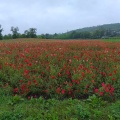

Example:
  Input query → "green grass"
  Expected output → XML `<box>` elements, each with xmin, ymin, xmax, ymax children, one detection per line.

<box><xmin>102</xmin><ymin>38</ymin><xmax>120</xmax><ymax>42</ymax></box>
<box><xmin>0</xmin><ymin>89</ymin><xmax>120</xmax><ymax>120</ymax></box>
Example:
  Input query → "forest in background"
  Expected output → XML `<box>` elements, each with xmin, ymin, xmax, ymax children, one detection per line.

<box><xmin>0</xmin><ymin>23</ymin><xmax>120</xmax><ymax>40</ymax></box>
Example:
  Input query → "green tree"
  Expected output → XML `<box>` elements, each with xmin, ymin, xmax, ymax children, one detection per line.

<box><xmin>24</xmin><ymin>30</ymin><xmax>29</xmax><ymax>38</ymax></box>
<box><xmin>11</xmin><ymin>27</ymin><xmax>19</xmax><ymax>39</ymax></box>
<box><xmin>3</xmin><ymin>34</ymin><xmax>12</xmax><ymax>40</ymax></box>
<box><xmin>24</xmin><ymin>28</ymin><xmax>37</xmax><ymax>38</ymax></box>
<box><xmin>0</xmin><ymin>25</ymin><xmax>3</xmax><ymax>40</ymax></box>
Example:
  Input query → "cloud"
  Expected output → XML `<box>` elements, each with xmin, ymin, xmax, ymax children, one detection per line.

<box><xmin>0</xmin><ymin>0</ymin><xmax>120</xmax><ymax>35</ymax></box>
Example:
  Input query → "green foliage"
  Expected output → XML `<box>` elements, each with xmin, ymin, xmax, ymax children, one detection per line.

<box><xmin>109</xmin><ymin>101</ymin><xmax>120</xmax><ymax>119</ymax></box>
<box><xmin>76</xmin><ymin>104</ymin><xmax>90</xmax><ymax>119</ymax></box>
<box><xmin>3</xmin><ymin>34</ymin><xmax>12</xmax><ymax>40</ymax></box>
<box><xmin>75</xmin><ymin>23</ymin><xmax>120</xmax><ymax>33</ymax></box>
<box><xmin>11</xmin><ymin>26</ymin><xmax>19</xmax><ymax>39</ymax></box>
<box><xmin>8</xmin><ymin>95</ymin><xmax>24</xmax><ymax>105</ymax></box>
<box><xmin>0</xmin><ymin>111</ymin><xmax>23</xmax><ymax>120</ymax></box>
<box><xmin>103</xmin><ymin>38</ymin><xmax>120</xmax><ymax>42</ymax></box>
<box><xmin>85</xmin><ymin>94</ymin><xmax>107</xmax><ymax>108</ymax></box>
<box><xmin>24</xmin><ymin>28</ymin><xmax>37</xmax><ymax>38</ymax></box>
<box><xmin>0</xmin><ymin>25</ymin><xmax>3</xmax><ymax>40</ymax></box>
<box><xmin>1</xmin><ymin>23</ymin><xmax>120</xmax><ymax>39</ymax></box>
<box><xmin>0</xmin><ymin>92</ymin><xmax>120</xmax><ymax>120</ymax></box>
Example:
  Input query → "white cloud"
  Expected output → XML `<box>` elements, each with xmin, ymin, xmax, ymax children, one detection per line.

<box><xmin>0</xmin><ymin>0</ymin><xmax>120</xmax><ymax>35</ymax></box>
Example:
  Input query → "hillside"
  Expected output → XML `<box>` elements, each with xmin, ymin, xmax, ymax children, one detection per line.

<box><xmin>38</xmin><ymin>23</ymin><xmax>120</xmax><ymax>39</ymax></box>
<box><xmin>70</xmin><ymin>23</ymin><xmax>120</xmax><ymax>33</ymax></box>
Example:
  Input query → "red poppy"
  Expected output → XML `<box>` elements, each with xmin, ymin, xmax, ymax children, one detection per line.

<box><xmin>114</xmin><ymin>70</ymin><xmax>117</xmax><ymax>74</ymax></box>
<box><xmin>102</xmin><ymin>82</ymin><xmax>106</xmax><ymax>87</ymax></box>
<box><xmin>14</xmin><ymin>88</ymin><xmax>19</xmax><ymax>93</ymax></box>
<box><xmin>56</xmin><ymin>87</ymin><xmax>61</xmax><ymax>94</ymax></box>
<box><xmin>24</xmin><ymin>70</ymin><xmax>29</xmax><ymax>75</ymax></box>
<box><xmin>92</xmin><ymin>80</ymin><xmax>94</xmax><ymax>83</ymax></box>
<box><xmin>112</xmin><ymin>78</ymin><xmax>116</xmax><ymax>81</ymax></box>
<box><xmin>99</xmin><ymin>92</ymin><xmax>104</xmax><ymax>96</ymax></box>
<box><xmin>51</xmin><ymin>76</ymin><xmax>55</xmax><ymax>79</ymax></box>
<box><xmin>28</xmin><ymin>96</ymin><xmax>31</xmax><ymax>100</ymax></box>
<box><xmin>82</xmin><ymin>72</ymin><xmax>85</xmax><ymax>77</ymax></box>
<box><xmin>110</xmin><ymin>87</ymin><xmax>114</xmax><ymax>93</ymax></box>
<box><xmin>94</xmin><ymin>88</ymin><xmax>99</xmax><ymax>93</ymax></box>
<box><xmin>28</xmin><ymin>81</ymin><xmax>31</xmax><ymax>86</ymax></box>
<box><xmin>109</xmin><ymin>73</ymin><xmax>112</xmax><ymax>76</ymax></box>
<box><xmin>61</xmin><ymin>89</ymin><xmax>65</xmax><ymax>94</ymax></box>
<box><xmin>19</xmin><ymin>80</ymin><xmax>23</xmax><ymax>83</ymax></box>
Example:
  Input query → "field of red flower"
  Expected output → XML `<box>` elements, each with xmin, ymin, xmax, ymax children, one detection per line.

<box><xmin>0</xmin><ymin>39</ymin><xmax>120</xmax><ymax>100</ymax></box>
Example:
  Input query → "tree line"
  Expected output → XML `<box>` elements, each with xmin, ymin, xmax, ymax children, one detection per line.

<box><xmin>38</xmin><ymin>29</ymin><xmax>120</xmax><ymax>39</ymax></box>
<box><xmin>0</xmin><ymin>25</ymin><xmax>37</xmax><ymax>40</ymax></box>
<box><xmin>0</xmin><ymin>24</ymin><xmax>120</xmax><ymax>40</ymax></box>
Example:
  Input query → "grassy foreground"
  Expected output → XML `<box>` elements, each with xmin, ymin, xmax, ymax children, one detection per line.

<box><xmin>0</xmin><ymin>89</ymin><xmax>120</xmax><ymax>120</ymax></box>
<box><xmin>0</xmin><ymin>39</ymin><xmax>120</xmax><ymax>119</ymax></box>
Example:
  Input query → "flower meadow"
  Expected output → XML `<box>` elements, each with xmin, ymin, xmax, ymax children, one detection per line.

<box><xmin>0</xmin><ymin>39</ymin><xmax>120</xmax><ymax>101</ymax></box>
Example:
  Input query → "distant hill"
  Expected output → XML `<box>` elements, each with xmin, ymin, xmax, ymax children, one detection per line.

<box><xmin>69</xmin><ymin>23</ymin><xmax>120</xmax><ymax>33</ymax></box>
<box><xmin>37</xmin><ymin>23</ymin><xmax>120</xmax><ymax>39</ymax></box>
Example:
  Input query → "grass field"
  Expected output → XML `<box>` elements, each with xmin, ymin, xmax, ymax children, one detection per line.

<box><xmin>0</xmin><ymin>39</ymin><xmax>120</xmax><ymax>119</ymax></box>
<box><xmin>102</xmin><ymin>38</ymin><xmax>120</xmax><ymax>42</ymax></box>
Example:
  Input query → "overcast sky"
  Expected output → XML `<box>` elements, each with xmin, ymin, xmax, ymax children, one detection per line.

<box><xmin>0</xmin><ymin>0</ymin><xmax>120</xmax><ymax>35</ymax></box>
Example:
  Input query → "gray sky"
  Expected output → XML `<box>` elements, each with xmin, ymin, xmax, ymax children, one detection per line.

<box><xmin>0</xmin><ymin>0</ymin><xmax>120</xmax><ymax>35</ymax></box>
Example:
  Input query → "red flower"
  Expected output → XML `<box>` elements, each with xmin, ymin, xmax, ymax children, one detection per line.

<box><xmin>21</xmin><ymin>84</ymin><xmax>26</xmax><ymax>93</ymax></box>
<box><xmin>28</xmin><ymin>63</ymin><xmax>32</xmax><ymax>66</ymax></box>
<box><xmin>28</xmin><ymin>81</ymin><xmax>31</xmax><ymax>86</ymax></box>
<box><xmin>102</xmin><ymin>82</ymin><xmax>106</xmax><ymax>87</ymax></box>
<box><xmin>68</xmin><ymin>91</ymin><xmax>72</xmax><ymax>95</ymax></box>
<box><xmin>58</xmin><ymin>73</ymin><xmax>62</xmax><ymax>76</ymax></box>
<box><xmin>41</xmin><ymin>72</ymin><xmax>44</xmax><ymax>75</ymax></box>
<box><xmin>25</xmin><ymin>59</ymin><xmax>29</xmax><ymax>63</ymax></box>
<box><xmin>19</xmin><ymin>80</ymin><xmax>23</xmax><ymax>83</ymax></box>
<box><xmin>26</xmin><ymin>88</ymin><xmax>29</xmax><ymax>92</ymax></box>
<box><xmin>44</xmin><ymin>89</ymin><xmax>48</xmax><ymax>93</ymax></box>
<box><xmin>24</xmin><ymin>70</ymin><xmax>29</xmax><ymax>75</ymax></box>
<box><xmin>99</xmin><ymin>92</ymin><xmax>104</xmax><ymax>96</ymax></box>
<box><xmin>72</xmin><ymin>80</ymin><xmax>75</xmax><ymax>83</ymax></box>
<box><xmin>110</xmin><ymin>87</ymin><xmax>114</xmax><ymax>93</ymax></box>
<box><xmin>92</xmin><ymin>75</ymin><xmax>95</xmax><ymax>78</ymax></box>
<box><xmin>112</xmin><ymin>78</ymin><xmax>116</xmax><ymax>81</ymax></box>
<box><xmin>0</xmin><ymin>65</ymin><xmax>2</xmax><ymax>69</ymax></box>
<box><xmin>109</xmin><ymin>73</ymin><xmax>112</xmax><ymax>76</ymax></box>
<box><xmin>51</xmin><ymin>76</ymin><xmax>55</xmax><ymax>79</ymax></box>
<box><xmin>94</xmin><ymin>88</ymin><xmax>99</xmax><ymax>93</ymax></box>
<box><xmin>28</xmin><ymin>96</ymin><xmax>31</xmax><ymax>100</ymax></box>
<box><xmin>86</xmin><ymin>85</ymin><xmax>89</xmax><ymax>88</ymax></box>
<box><xmin>14</xmin><ymin>88</ymin><xmax>19</xmax><ymax>93</ymax></box>
<box><xmin>33</xmin><ymin>79</ymin><xmax>37</xmax><ymax>83</ymax></box>
<box><xmin>84</xmin><ymin>90</ymin><xmax>88</xmax><ymax>93</ymax></box>
<box><xmin>82</xmin><ymin>72</ymin><xmax>85</xmax><ymax>77</ymax></box>
<box><xmin>75</xmin><ymin>80</ymin><xmax>79</xmax><ymax>84</ymax></box>
<box><xmin>56</xmin><ymin>87</ymin><xmax>61</xmax><ymax>94</ymax></box>
<box><xmin>105</xmin><ymin>87</ymin><xmax>109</xmax><ymax>92</ymax></box>
<box><xmin>69</xmin><ymin>83</ymin><xmax>73</xmax><ymax>87</ymax></box>
<box><xmin>33</xmin><ymin>95</ymin><xmax>37</xmax><ymax>98</ymax></box>
<box><xmin>114</xmin><ymin>70</ymin><xmax>117</xmax><ymax>74</ymax></box>
<box><xmin>92</xmin><ymin>80</ymin><xmax>94</xmax><ymax>83</ymax></box>
<box><xmin>61</xmin><ymin>89</ymin><xmax>65</xmax><ymax>94</ymax></box>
